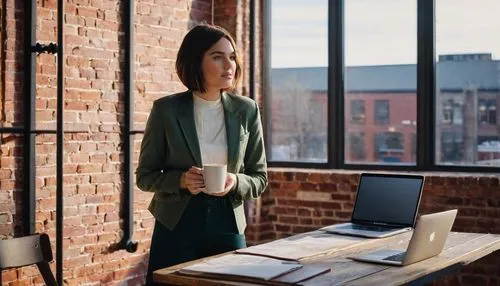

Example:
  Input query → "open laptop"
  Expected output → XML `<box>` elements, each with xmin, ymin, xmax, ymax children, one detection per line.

<box><xmin>349</xmin><ymin>209</ymin><xmax>457</xmax><ymax>266</ymax></box>
<box><xmin>322</xmin><ymin>173</ymin><xmax>424</xmax><ymax>238</ymax></box>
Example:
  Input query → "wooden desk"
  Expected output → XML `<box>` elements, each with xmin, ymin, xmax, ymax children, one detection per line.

<box><xmin>154</xmin><ymin>231</ymin><xmax>500</xmax><ymax>285</ymax></box>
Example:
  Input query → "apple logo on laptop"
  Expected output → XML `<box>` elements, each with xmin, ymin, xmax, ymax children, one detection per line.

<box><xmin>429</xmin><ymin>232</ymin><xmax>436</xmax><ymax>242</ymax></box>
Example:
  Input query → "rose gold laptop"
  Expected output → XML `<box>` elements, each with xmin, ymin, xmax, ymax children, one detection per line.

<box><xmin>349</xmin><ymin>209</ymin><xmax>457</xmax><ymax>266</ymax></box>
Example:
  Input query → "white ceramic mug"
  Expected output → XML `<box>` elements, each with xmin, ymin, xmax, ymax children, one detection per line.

<box><xmin>203</xmin><ymin>164</ymin><xmax>227</xmax><ymax>193</ymax></box>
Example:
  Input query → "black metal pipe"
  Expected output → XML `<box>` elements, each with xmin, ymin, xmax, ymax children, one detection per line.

<box><xmin>56</xmin><ymin>0</ymin><xmax>64</xmax><ymax>284</ymax></box>
<box><xmin>0</xmin><ymin>128</ymin><xmax>58</xmax><ymax>134</ymax></box>
<box><xmin>23</xmin><ymin>0</ymin><xmax>36</xmax><ymax>236</ymax></box>
<box><xmin>0</xmin><ymin>128</ymin><xmax>24</xmax><ymax>133</ymax></box>
<box><xmin>249</xmin><ymin>0</ymin><xmax>255</xmax><ymax>100</ymax></box>
<box><xmin>119</xmin><ymin>0</ymin><xmax>138</xmax><ymax>253</ymax></box>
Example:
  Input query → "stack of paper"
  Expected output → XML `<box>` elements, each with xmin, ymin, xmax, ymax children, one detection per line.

<box><xmin>237</xmin><ymin>231</ymin><xmax>365</xmax><ymax>260</ymax></box>
<box><xmin>179</xmin><ymin>254</ymin><xmax>302</xmax><ymax>281</ymax></box>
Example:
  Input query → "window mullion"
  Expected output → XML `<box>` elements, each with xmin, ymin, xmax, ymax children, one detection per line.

<box><xmin>417</xmin><ymin>0</ymin><xmax>436</xmax><ymax>169</ymax></box>
<box><xmin>329</xmin><ymin>0</ymin><xmax>345</xmax><ymax>168</ymax></box>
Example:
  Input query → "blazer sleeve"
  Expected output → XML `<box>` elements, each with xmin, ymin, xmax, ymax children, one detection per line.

<box><xmin>136</xmin><ymin>101</ymin><xmax>182</xmax><ymax>196</ymax></box>
<box><xmin>232</xmin><ymin>101</ymin><xmax>268</xmax><ymax>201</ymax></box>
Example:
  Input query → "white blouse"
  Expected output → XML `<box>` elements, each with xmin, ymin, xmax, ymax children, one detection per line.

<box><xmin>193</xmin><ymin>94</ymin><xmax>228</xmax><ymax>165</ymax></box>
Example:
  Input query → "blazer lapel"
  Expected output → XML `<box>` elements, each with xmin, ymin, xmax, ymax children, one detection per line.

<box><xmin>177</xmin><ymin>92</ymin><xmax>202</xmax><ymax>167</ymax></box>
<box><xmin>222</xmin><ymin>93</ymin><xmax>241</xmax><ymax>172</ymax></box>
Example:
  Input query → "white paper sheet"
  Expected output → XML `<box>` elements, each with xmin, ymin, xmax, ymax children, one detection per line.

<box><xmin>179</xmin><ymin>254</ymin><xmax>302</xmax><ymax>281</ymax></box>
<box><xmin>237</xmin><ymin>231</ymin><xmax>365</xmax><ymax>260</ymax></box>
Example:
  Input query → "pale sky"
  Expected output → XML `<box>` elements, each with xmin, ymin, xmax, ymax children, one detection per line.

<box><xmin>271</xmin><ymin>0</ymin><xmax>500</xmax><ymax>67</ymax></box>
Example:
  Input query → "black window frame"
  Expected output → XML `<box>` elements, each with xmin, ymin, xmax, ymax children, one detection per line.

<box><xmin>261</xmin><ymin>0</ymin><xmax>500</xmax><ymax>173</ymax></box>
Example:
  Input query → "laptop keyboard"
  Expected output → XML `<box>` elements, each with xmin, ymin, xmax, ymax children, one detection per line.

<box><xmin>383</xmin><ymin>252</ymin><xmax>406</xmax><ymax>262</ymax></box>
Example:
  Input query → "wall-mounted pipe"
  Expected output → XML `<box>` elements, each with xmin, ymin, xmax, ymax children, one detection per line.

<box><xmin>56</xmin><ymin>0</ymin><xmax>65</xmax><ymax>283</ymax></box>
<box><xmin>22</xmin><ymin>0</ymin><xmax>63</xmax><ymax>283</ymax></box>
<box><xmin>23</xmin><ymin>0</ymin><xmax>36</xmax><ymax>236</ymax></box>
<box><xmin>119</xmin><ymin>0</ymin><xmax>138</xmax><ymax>253</ymax></box>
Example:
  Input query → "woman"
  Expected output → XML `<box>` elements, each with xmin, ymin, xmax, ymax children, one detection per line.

<box><xmin>136</xmin><ymin>24</ymin><xmax>268</xmax><ymax>285</ymax></box>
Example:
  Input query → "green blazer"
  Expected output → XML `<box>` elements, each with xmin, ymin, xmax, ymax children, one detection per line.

<box><xmin>136</xmin><ymin>91</ymin><xmax>268</xmax><ymax>234</ymax></box>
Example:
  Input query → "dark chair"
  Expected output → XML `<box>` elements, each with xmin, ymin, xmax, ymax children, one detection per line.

<box><xmin>0</xmin><ymin>233</ymin><xmax>57</xmax><ymax>285</ymax></box>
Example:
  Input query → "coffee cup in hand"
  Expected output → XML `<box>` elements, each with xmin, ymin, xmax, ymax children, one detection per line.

<box><xmin>203</xmin><ymin>164</ymin><xmax>227</xmax><ymax>194</ymax></box>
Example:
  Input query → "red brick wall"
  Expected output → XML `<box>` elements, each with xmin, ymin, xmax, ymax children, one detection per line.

<box><xmin>0</xmin><ymin>0</ymin><xmax>249</xmax><ymax>285</ymax></box>
<box><xmin>1</xmin><ymin>0</ymin><xmax>25</xmax><ymax>240</ymax></box>
<box><xmin>249</xmin><ymin>169</ymin><xmax>500</xmax><ymax>285</ymax></box>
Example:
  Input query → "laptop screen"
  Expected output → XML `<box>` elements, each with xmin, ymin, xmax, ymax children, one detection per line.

<box><xmin>351</xmin><ymin>173</ymin><xmax>424</xmax><ymax>228</ymax></box>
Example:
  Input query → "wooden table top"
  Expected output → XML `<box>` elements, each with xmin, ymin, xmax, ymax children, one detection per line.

<box><xmin>154</xmin><ymin>231</ymin><xmax>500</xmax><ymax>286</ymax></box>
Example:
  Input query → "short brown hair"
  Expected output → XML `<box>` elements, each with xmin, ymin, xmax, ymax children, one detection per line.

<box><xmin>175</xmin><ymin>24</ymin><xmax>242</xmax><ymax>93</ymax></box>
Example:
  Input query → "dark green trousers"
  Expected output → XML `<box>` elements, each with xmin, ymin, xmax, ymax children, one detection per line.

<box><xmin>145</xmin><ymin>193</ymin><xmax>246</xmax><ymax>285</ymax></box>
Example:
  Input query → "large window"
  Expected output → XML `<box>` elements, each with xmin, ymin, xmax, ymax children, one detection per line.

<box><xmin>344</xmin><ymin>0</ymin><xmax>416</xmax><ymax>165</ymax></box>
<box><xmin>435</xmin><ymin>0</ymin><xmax>500</xmax><ymax>167</ymax></box>
<box><xmin>268</xmin><ymin>0</ymin><xmax>328</xmax><ymax>163</ymax></box>
<box><xmin>265</xmin><ymin>0</ymin><xmax>500</xmax><ymax>171</ymax></box>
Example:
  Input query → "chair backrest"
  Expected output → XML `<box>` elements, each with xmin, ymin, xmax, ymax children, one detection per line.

<box><xmin>0</xmin><ymin>233</ymin><xmax>57</xmax><ymax>286</ymax></box>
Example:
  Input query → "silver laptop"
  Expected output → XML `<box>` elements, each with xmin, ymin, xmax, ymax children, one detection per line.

<box><xmin>349</xmin><ymin>209</ymin><xmax>457</xmax><ymax>266</ymax></box>
<box><xmin>322</xmin><ymin>173</ymin><xmax>424</xmax><ymax>238</ymax></box>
